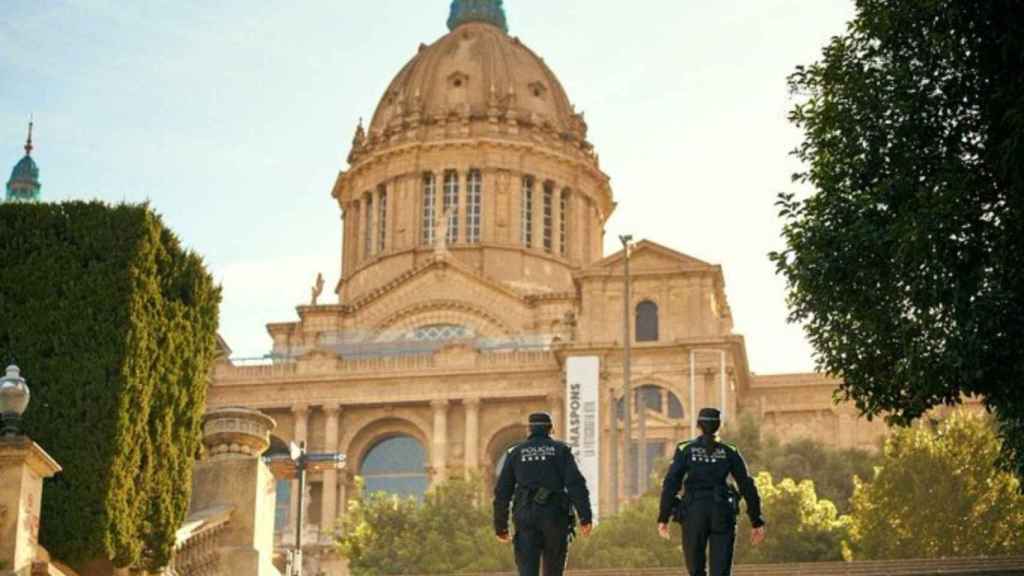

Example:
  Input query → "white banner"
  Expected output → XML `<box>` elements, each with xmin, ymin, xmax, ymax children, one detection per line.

<box><xmin>566</xmin><ymin>356</ymin><xmax>600</xmax><ymax>522</ymax></box>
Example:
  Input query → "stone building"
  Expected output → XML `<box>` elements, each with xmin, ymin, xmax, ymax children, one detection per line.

<box><xmin>205</xmin><ymin>1</ymin><xmax>893</xmax><ymax>572</ymax></box>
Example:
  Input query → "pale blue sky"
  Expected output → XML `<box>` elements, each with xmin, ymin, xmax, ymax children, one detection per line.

<box><xmin>1</xmin><ymin>1</ymin><xmax>855</xmax><ymax>373</ymax></box>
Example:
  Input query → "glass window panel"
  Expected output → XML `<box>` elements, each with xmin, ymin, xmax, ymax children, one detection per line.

<box><xmin>543</xmin><ymin>183</ymin><xmax>554</xmax><ymax>253</ymax></box>
<box><xmin>361</xmin><ymin>435</ymin><xmax>428</xmax><ymax>499</ymax></box>
<box><xmin>521</xmin><ymin>176</ymin><xmax>534</xmax><ymax>247</ymax></box>
<box><xmin>422</xmin><ymin>174</ymin><xmax>436</xmax><ymax>246</ymax></box>
<box><xmin>636</xmin><ymin>300</ymin><xmax>659</xmax><ymax>342</ymax></box>
<box><xmin>378</xmin><ymin>185</ymin><xmax>388</xmax><ymax>253</ymax></box>
<box><xmin>467</xmin><ymin>170</ymin><xmax>482</xmax><ymax>244</ymax></box>
<box><xmin>444</xmin><ymin>170</ymin><xmax>459</xmax><ymax>244</ymax></box>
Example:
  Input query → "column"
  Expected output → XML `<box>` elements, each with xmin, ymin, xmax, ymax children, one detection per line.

<box><xmin>289</xmin><ymin>403</ymin><xmax>309</xmax><ymax>536</ymax></box>
<box><xmin>350</xmin><ymin>200</ymin><xmax>361</xmax><ymax>267</ymax></box>
<box><xmin>431</xmin><ymin>399</ymin><xmax>449</xmax><ymax>485</ymax></box>
<box><xmin>661</xmin><ymin>388</ymin><xmax>670</xmax><ymax>417</ymax></box>
<box><xmin>367</xmin><ymin>191</ymin><xmax>377</xmax><ymax>257</ymax></box>
<box><xmin>464</xmin><ymin>398</ymin><xmax>480</xmax><ymax>476</ymax></box>
<box><xmin>321</xmin><ymin>405</ymin><xmax>341</xmax><ymax>533</ymax></box>
<box><xmin>548</xmin><ymin>392</ymin><xmax>565</xmax><ymax>436</ymax></box>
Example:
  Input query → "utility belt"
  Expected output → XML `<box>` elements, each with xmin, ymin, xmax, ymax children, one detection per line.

<box><xmin>671</xmin><ymin>484</ymin><xmax>741</xmax><ymax>524</ymax></box>
<box><xmin>514</xmin><ymin>486</ymin><xmax>576</xmax><ymax>539</ymax></box>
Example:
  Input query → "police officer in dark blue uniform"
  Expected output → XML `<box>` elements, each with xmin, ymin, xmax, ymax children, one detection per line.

<box><xmin>657</xmin><ymin>408</ymin><xmax>766</xmax><ymax>576</ymax></box>
<box><xmin>493</xmin><ymin>412</ymin><xmax>593</xmax><ymax>576</ymax></box>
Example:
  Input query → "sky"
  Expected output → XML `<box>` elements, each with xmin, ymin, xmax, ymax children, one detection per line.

<box><xmin>1</xmin><ymin>0</ymin><xmax>856</xmax><ymax>373</ymax></box>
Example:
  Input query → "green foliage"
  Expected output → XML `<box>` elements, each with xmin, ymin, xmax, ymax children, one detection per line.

<box><xmin>734</xmin><ymin>473</ymin><xmax>850</xmax><ymax>564</ymax></box>
<box><xmin>848</xmin><ymin>413</ymin><xmax>1024</xmax><ymax>559</ymax></box>
<box><xmin>0</xmin><ymin>201</ymin><xmax>220</xmax><ymax>570</ymax></box>
<box><xmin>568</xmin><ymin>496</ymin><xmax>681</xmax><ymax>570</ymax></box>
<box><xmin>771</xmin><ymin>0</ymin><xmax>1024</xmax><ymax>481</ymax></box>
<box><xmin>727</xmin><ymin>414</ymin><xmax>880</xmax><ymax>513</ymax></box>
<box><xmin>337</xmin><ymin>476</ymin><xmax>513</xmax><ymax>575</ymax></box>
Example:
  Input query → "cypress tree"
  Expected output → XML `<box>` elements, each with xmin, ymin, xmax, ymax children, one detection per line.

<box><xmin>0</xmin><ymin>201</ymin><xmax>221</xmax><ymax>570</ymax></box>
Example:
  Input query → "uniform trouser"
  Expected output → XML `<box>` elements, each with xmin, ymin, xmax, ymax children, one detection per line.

<box><xmin>682</xmin><ymin>496</ymin><xmax>737</xmax><ymax>576</ymax></box>
<box><xmin>513</xmin><ymin>502</ymin><xmax>570</xmax><ymax>576</ymax></box>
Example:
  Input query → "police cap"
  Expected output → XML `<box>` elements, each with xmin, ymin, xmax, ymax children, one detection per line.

<box><xmin>528</xmin><ymin>412</ymin><xmax>553</xmax><ymax>426</ymax></box>
<box><xmin>697</xmin><ymin>408</ymin><xmax>721</xmax><ymax>422</ymax></box>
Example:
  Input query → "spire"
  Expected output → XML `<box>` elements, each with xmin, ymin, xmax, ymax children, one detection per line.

<box><xmin>24</xmin><ymin>118</ymin><xmax>33</xmax><ymax>156</ymax></box>
<box><xmin>447</xmin><ymin>0</ymin><xmax>508</xmax><ymax>33</ymax></box>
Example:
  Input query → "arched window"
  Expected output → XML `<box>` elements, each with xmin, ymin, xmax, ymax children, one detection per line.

<box><xmin>411</xmin><ymin>324</ymin><xmax>471</xmax><ymax>342</ymax></box>
<box><xmin>560</xmin><ymin>189</ymin><xmax>570</xmax><ymax>257</ymax></box>
<box><xmin>443</xmin><ymin>170</ymin><xmax>459</xmax><ymax>244</ymax></box>
<box><xmin>377</xmin><ymin>184</ymin><xmax>388</xmax><ymax>253</ymax></box>
<box><xmin>361</xmin><ymin>435</ymin><xmax>428</xmax><ymax>498</ymax></box>
<box><xmin>617</xmin><ymin>385</ymin><xmax>685</xmax><ymax>421</ymax></box>
<box><xmin>466</xmin><ymin>169</ymin><xmax>482</xmax><ymax>244</ymax></box>
<box><xmin>542</xmin><ymin>182</ymin><xmax>554</xmax><ymax>253</ymax></box>
<box><xmin>422</xmin><ymin>173</ymin><xmax>436</xmax><ymax>246</ymax></box>
<box><xmin>636</xmin><ymin>300</ymin><xmax>659</xmax><ymax>342</ymax></box>
<box><xmin>363</xmin><ymin>193</ymin><xmax>373</xmax><ymax>257</ymax></box>
<box><xmin>521</xmin><ymin>176</ymin><xmax>534</xmax><ymax>247</ymax></box>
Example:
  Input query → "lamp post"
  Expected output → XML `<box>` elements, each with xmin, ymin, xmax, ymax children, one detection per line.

<box><xmin>618</xmin><ymin>234</ymin><xmax>633</xmax><ymax>497</ymax></box>
<box><xmin>265</xmin><ymin>441</ymin><xmax>345</xmax><ymax>576</ymax></box>
<box><xmin>0</xmin><ymin>365</ymin><xmax>30</xmax><ymax>437</ymax></box>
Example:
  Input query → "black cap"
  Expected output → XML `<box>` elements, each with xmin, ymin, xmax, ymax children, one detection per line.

<box><xmin>528</xmin><ymin>412</ymin><xmax>553</xmax><ymax>426</ymax></box>
<box><xmin>697</xmin><ymin>408</ymin><xmax>721</xmax><ymax>422</ymax></box>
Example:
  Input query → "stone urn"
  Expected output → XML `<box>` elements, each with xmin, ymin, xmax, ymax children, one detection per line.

<box><xmin>202</xmin><ymin>406</ymin><xmax>276</xmax><ymax>460</ymax></box>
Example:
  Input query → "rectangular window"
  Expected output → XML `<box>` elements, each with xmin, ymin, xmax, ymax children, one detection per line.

<box><xmin>467</xmin><ymin>169</ymin><xmax>482</xmax><ymax>244</ymax></box>
<box><xmin>543</xmin><ymin>182</ymin><xmax>554</xmax><ymax>253</ymax></box>
<box><xmin>364</xmin><ymin>194</ymin><xmax>373</xmax><ymax>257</ymax></box>
<box><xmin>378</xmin><ymin>185</ymin><xmax>388</xmax><ymax>253</ymax></box>
<box><xmin>422</xmin><ymin>174</ymin><xmax>436</xmax><ymax>246</ymax></box>
<box><xmin>444</xmin><ymin>170</ymin><xmax>459</xmax><ymax>244</ymax></box>
<box><xmin>560</xmin><ymin>189</ymin><xmax>569</xmax><ymax>257</ymax></box>
<box><xmin>521</xmin><ymin>176</ymin><xmax>534</xmax><ymax>247</ymax></box>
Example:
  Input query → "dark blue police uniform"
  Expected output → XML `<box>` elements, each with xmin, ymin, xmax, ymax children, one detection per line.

<box><xmin>494</xmin><ymin>412</ymin><xmax>593</xmax><ymax>576</ymax></box>
<box><xmin>658</xmin><ymin>410</ymin><xmax>765</xmax><ymax>576</ymax></box>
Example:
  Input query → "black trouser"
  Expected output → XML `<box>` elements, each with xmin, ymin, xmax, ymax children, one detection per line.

<box><xmin>682</xmin><ymin>495</ymin><xmax>737</xmax><ymax>576</ymax></box>
<box><xmin>513</xmin><ymin>501</ymin><xmax>570</xmax><ymax>576</ymax></box>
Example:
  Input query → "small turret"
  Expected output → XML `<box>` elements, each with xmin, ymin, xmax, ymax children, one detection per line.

<box><xmin>447</xmin><ymin>0</ymin><xmax>508</xmax><ymax>33</ymax></box>
<box><xmin>5</xmin><ymin>121</ymin><xmax>41</xmax><ymax>203</ymax></box>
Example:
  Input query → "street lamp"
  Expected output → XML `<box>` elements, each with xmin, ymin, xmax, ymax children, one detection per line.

<box><xmin>0</xmin><ymin>365</ymin><xmax>30</xmax><ymax>437</ymax></box>
<box><xmin>264</xmin><ymin>441</ymin><xmax>346</xmax><ymax>576</ymax></box>
<box><xmin>618</xmin><ymin>234</ymin><xmax>634</xmax><ymax>497</ymax></box>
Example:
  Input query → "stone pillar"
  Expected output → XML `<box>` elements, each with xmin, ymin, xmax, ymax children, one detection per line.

<box><xmin>351</xmin><ymin>200</ymin><xmax>362</xmax><ymax>266</ymax></box>
<box><xmin>0</xmin><ymin>436</ymin><xmax>61</xmax><ymax>574</ymax></box>
<box><xmin>551</xmin><ymin>185</ymin><xmax>562</xmax><ymax>257</ymax></box>
<box><xmin>367</xmin><ymin>191</ymin><xmax>377</xmax><ymax>258</ymax></box>
<box><xmin>431</xmin><ymin>400</ymin><xmax>449</xmax><ymax>485</ymax></box>
<box><xmin>548</xmin><ymin>393</ymin><xmax>565</xmax><ymax>438</ymax></box>
<box><xmin>464</xmin><ymin>399</ymin><xmax>480</xmax><ymax>476</ymax></box>
<box><xmin>321</xmin><ymin>405</ymin><xmax>341</xmax><ymax>534</ymax></box>
<box><xmin>190</xmin><ymin>407</ymin><xmax>279</xmax><ymax>576</ymax></box>
<box><xmin>290</xmin><ymin>404</ymin><xmax>309</xmax><ymax>535</ymax></box>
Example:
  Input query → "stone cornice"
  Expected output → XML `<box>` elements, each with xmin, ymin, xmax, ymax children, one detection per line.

<box><xmin>0</xmin><ymin>436</ymin><xmax>62</xmax><ymax>478</ymax></box>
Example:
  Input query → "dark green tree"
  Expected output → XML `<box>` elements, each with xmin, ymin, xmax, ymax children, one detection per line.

<box><xmin>0</xmin><ymin>201</ymin><xmax>220</xmax><ymax>570</ymax></box>
<box><xmin>771</xmin><ymin>0</ymin><xmax>1024</xmax><ymax>480</ymax></box>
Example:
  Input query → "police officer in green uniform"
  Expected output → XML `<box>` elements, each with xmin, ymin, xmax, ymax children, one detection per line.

<box><xmin>493</xmin><ymin>412</ymin><xmax>593</xmax><ymax>576</ymax></box>
<box><xmin>657</xmin><ymin>408</ymin><xmax>766</xmax><ymax>576</ymax></box>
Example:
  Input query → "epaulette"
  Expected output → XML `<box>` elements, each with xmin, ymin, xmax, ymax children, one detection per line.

<box><xmin>676</xmin><ymin>440</ymin><xmax>695</xmax><ymax>452</ymax></box>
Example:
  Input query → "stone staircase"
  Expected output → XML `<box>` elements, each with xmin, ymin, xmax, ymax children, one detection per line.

<box><xmin>424</xmin><ymin>556</ymin><xmax>1024</xmax><ymax>576</ymax></box>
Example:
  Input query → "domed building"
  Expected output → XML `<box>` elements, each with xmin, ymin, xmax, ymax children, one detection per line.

<box><xmin>207</xmin><ymin>2</ymin><xmax>899</xmax><ymax>573</ymax></box>
<box><xmin>6</xmin><ymin>121</ymin><xmax>42</xmax><ymax>203</ymax></box>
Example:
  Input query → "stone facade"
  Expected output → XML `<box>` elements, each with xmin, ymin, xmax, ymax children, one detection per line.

<box><xmin>206</xmin><ymin>4</ymin><xmax>981</xmax><ymax>575</ymax></box>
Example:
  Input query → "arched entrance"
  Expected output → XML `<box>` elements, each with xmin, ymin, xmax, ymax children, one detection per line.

<box><xmin>361</xmin><ymin>435</ymin><xmax>429</xmax><ymax>498</ymax></box>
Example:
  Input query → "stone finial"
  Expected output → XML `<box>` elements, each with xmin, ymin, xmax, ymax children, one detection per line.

<box><xmin>447</xmin><ymin>0</ymin><xmax>508</xmax><ymax>33</ymax></box>
<box><xmin>202</xmin><ymin>407</ymin><xmax>276</xmax><ymax>460</ymax></box>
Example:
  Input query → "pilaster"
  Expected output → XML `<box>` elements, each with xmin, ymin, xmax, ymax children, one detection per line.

<box><xmin>431</xmin><ymin>399</ymin><xmax>449</xmax><ymax>485</ymax></box>
<box><xmin>0</xmin><ymin>437</ymin><xmax>61</xmax><ymax>575</ymax></box>
<box><xmin>321</xmin><ymin>405</ymin><xmax>342</xmax><ymax>533</ymax></box>
<box><xmin>464</xmin><ymin>399</ymin><xmax>480</xmax><ymax>475</ymax></box>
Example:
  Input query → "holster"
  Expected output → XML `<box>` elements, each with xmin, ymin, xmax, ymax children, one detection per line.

<box><xmin>671</xmin><ymin>493</ymin><xmax>690</xmax><ymax>524</ymax></box>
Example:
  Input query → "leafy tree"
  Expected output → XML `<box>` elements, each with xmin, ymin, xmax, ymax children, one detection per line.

<box><xmin>0</xmin><ymin>201</ymin><xmax>220</xmax><ymax>570</ymax></box>
<box><xmin>727</xmin><ymin>414</ymin><xmax>880</xmax><ymax>513</ymax></box>
<box><xmin>337</xmin><ymin>476</ymin><xmax>512</xmax><ymax>575</ymax></box>
<box><xmin>771</xmin><ymin>0</ymin><xmax>1024</xmax><ymax>480</ymax></box>
<box><xmin>568</xmin><ymin>496</ymin><xmax>682</xmax><ymax>570</ymax></box>
<box><xmin>847</xmin><ymin>413</ymin><xmax>1024</xmax><ymax>559</ymax></box>
<box><xmin>734</xmin><ymin>473</ymin><xmax>851</xmax><ymax>564</ymax></box>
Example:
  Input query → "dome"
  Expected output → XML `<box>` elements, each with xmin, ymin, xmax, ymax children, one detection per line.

<box><xmin>9</xmin><ymin>155</ymin><xmax>39</xmax><ymax>183</ymax></box>
<box><xmin>363</xmin><ymin>18</ymin><xmax>588</xmax><ymax>151</ymax></box>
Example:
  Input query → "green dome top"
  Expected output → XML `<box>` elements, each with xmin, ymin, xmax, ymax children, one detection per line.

<box><xmin>447</xmin><ymin>0</ymin><xmax>508</xmax><ymax>33</ymax></box>
<box><xmin>6</xmin><ymin>121</ymin><xmax>41</xmax><ymax>203</ymax></box>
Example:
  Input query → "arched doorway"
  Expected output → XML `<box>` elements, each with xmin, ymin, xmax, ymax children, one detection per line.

<box><xmin>361</xmin><ymin>435</ymin><xmax>429</xmax><ymax>498</ymax></box>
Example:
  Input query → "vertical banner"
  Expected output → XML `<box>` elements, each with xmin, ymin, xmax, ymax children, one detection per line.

<box><xmin>566</xmin><ymin>356</ymin><xmax>600</xmax><ymax>522</ymax></box>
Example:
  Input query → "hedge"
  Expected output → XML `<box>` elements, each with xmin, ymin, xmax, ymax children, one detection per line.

<box><xmin>0</xmin><ymin>201</ymin><xmax>220</xmax><ymax>570</ymax></box>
